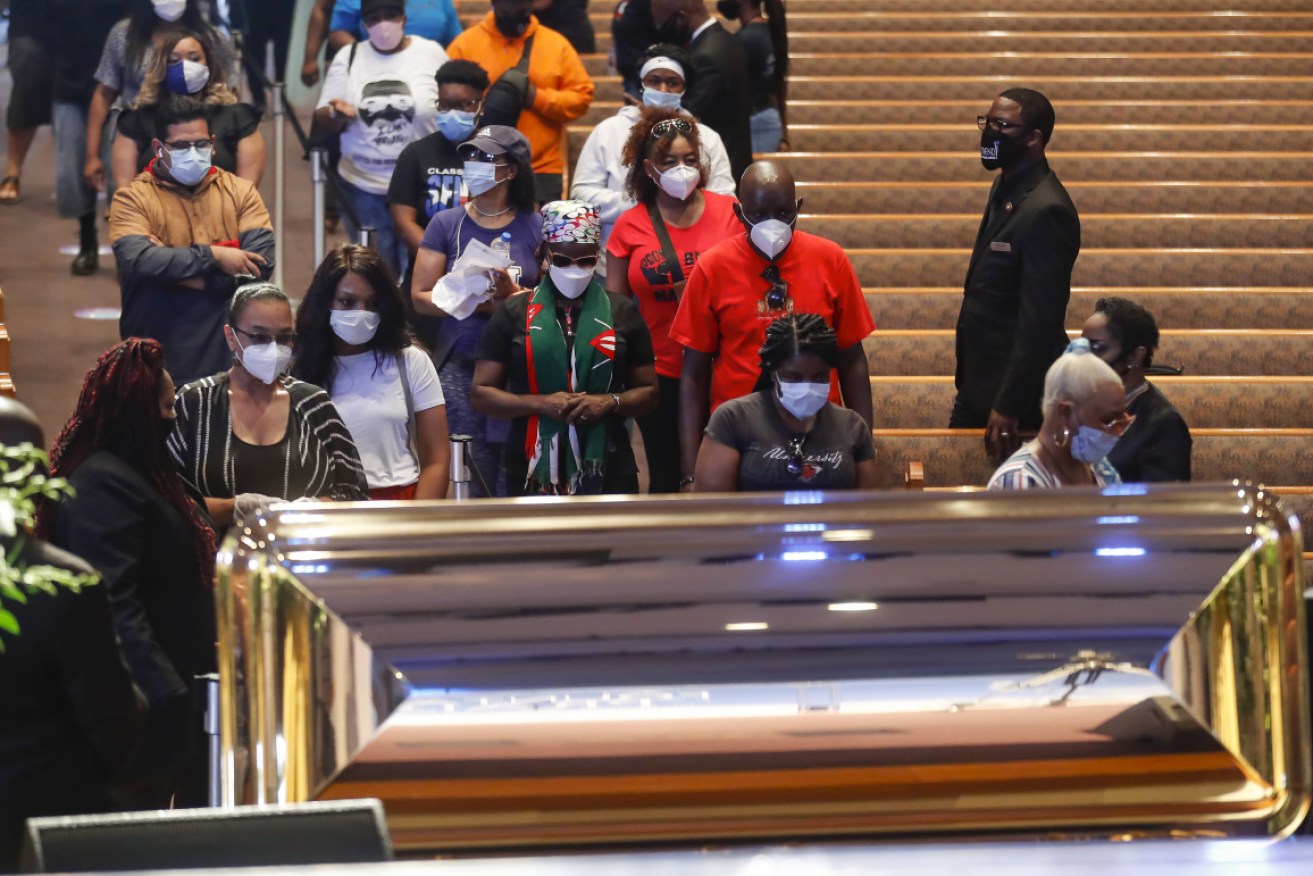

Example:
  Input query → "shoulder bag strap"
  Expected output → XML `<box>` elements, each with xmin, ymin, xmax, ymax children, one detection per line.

<box><xmin>515</xmin><ymin>34</ymin><xmax>535</xmax><ymax>74</ymax></box>
<box><xmin>395</xmin><ymin>350</ymin><xmax>419</xmax><ymax>460</ymax></box>
<box><xmin>646</xmin><ymin>201</ymin><xmax>685</xmax><ymax>283</ymax></box>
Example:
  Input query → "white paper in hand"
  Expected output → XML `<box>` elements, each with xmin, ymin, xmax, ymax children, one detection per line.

<box><xmin>430</xmin><ymin>237</ymin><xmax>513</xmax><ymax>321</ymax></box>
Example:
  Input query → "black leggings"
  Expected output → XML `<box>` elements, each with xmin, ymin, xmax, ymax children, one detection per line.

<box><xmin>636</xmin><ymin>374</ymin><xmax>681</xmax><ymax>493</ymax></box>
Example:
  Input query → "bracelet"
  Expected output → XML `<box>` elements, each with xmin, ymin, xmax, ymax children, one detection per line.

<box><xmin>678</xmin><ymin>476</ymin><xmax>695</xmax><ymax>487</ymax></box>
<box><xmin>610</xmin><ymin>392</ymin><xmax>621</xmax><ymax>411</ymax></box>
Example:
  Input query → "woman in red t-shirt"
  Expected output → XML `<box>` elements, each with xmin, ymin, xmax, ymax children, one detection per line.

<box><xmin>606</xmin><ymin>108</ymin><xmax>741</xmax><ymax>492</ymax></box>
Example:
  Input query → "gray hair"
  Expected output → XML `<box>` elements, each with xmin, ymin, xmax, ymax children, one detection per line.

<box><xmin>227</xmin><ymin>281</ymin><xmax>290</xmax><ymax>326</ymax></box>
<box><xmin>1042</xmin><ymin>339</ymin><xmax>1122</xmax><ymax>416</ymax></box>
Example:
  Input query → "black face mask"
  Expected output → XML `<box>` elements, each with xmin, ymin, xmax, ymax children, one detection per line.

<box><xmin>716</xmin><ymin>0</ymin><xmax>739</xmax><ymax>19</ymax></box>
<box><xmin>980</xmin><ymin>127</ymin><xmax>1027</xmax><ymax>171</ymax></box>
<box><xmin>654</xmin><ymin>11</ymin><xmax>687</xmax><ymax>45</ymax></box>
<box><xmin>494</xmin><ymin>12</ymin><xmax>531</xmax><ymax>37</ymax></box>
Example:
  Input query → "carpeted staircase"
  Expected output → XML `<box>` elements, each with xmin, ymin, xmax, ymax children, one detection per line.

<box><xmin>463</xmin><ymin>0</ymin><xmax>1313</xmax><ymax>510</ymax></box>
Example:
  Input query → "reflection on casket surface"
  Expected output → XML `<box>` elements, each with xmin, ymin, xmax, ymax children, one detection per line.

<box><xmin>217</xmin><ymin>484</ymin><xmax>1309</xmax><ymax>850</ymax></box>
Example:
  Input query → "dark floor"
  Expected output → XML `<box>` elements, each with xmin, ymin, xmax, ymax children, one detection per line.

<box><xmin>0</xmin><ymin>49</ymin><xmax>341</xmax><ymax>441</ymax></box>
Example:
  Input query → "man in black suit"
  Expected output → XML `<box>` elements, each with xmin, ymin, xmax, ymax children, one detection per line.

<box><xmin>951</xmin><ymin>87</ymin><xmax>1081</xmax><ymax>464</ymax></box>
<box><xmin>650</xmin><ymin>0</ymin><xmax>753</xmax><ymax>184</ymax></box>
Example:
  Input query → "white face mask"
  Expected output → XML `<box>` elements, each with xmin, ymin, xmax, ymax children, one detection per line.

<box><xmin>775</xmin><ymin>378</ymin><xmax>829</xmax><ymax>420</ymax></box>
<box><xmin>642</xmin><ymin>88</ymin><xmax>682</xmax><ymax>111</ymax></box>
<box><xmin>162</xmin><ymin>144</ymin><xmax>211</xmax><ymax>186</ymax></box>
<box><xmin>747</xmin><ymin>217</ymin><xmax>794</xmax><ymax>260</ymax></box>
<box><xmin>463</xmin><ymin>160</ymin><xmax>503</xmax><ymax>197</ymax></box>
<box><xmin>152</xmin><ymin>0</ymin><xmax>186</xmax><ymax>21</ymax></box>
<box><xmin>549</xmin><ymin>264</ymin><xmax>594</xmax><ymax>299</ymax></box>
<box><xmin>330</xmin><ymin>309</ymin><xmax>381</xmax><ymax>346</ymax></box>
<box><xmin>654</xmin><ymin>164</ymin><xmax>700</xmax><ymax>201</ymax></box>
<box><xmin>235</xmin><ymin>334</ymin><xmax>293</xmax><ymax>385</ymax></box>
<box><xmin>366</xmin><ymin>19</ymin><xmax>404</xmax><ymax>51</ymax></box>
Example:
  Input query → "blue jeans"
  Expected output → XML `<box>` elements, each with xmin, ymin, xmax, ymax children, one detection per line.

<box><xmin>438</xmin><ymin>358</ymin><xmax>506</xmax><ymax>498</ymax></box>
<box><xmin>750</xmin><ymin>107</ymin><xmax>784</xmax><ymax>154</ymax></box>
<box><xmin>336</xmin><ymin>175</ymin><xmax>407</xmax><ymax>279</ymax></box>
<box><xmin>53</xmin><ymin>101</ymin><xmax>110</xmax><ymax>218</ymax></box>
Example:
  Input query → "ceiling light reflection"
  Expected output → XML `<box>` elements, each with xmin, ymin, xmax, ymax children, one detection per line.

<box><xmin>725</xmin><ymin>622</ymin><xmax>769</xmax><ymax>632</ymax></box>
<box><xmin>828</xmin><ymin>601</ymin><xmax>879</xmax><ymax>612</ymax></box>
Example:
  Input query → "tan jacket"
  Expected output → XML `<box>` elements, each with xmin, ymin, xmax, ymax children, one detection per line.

<box><xmin>110</xmin><ymin>165</ymin><xmax>270</xmax><ymax>248</ymax></box>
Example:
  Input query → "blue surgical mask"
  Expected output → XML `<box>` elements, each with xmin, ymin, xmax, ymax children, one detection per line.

<box><xmin>164</xmin><ymin>59</ymin><xmax>210</xmax><ymax>95</ymax></box>
<box><xmin>642</xmin><ymin>88</ymin><xmax>682</xmax><ymax>111</ymax></box>
<box><xmin>164</xmin><ymin>144</ymin><xmax>212</xmax><ymax>186</ymax></box>
<box><xmin>1071</xmin><ymin>425</ymin><xmax>1120</xmax><ymax>464</ymax></box>
<box><xmin>437</xmin><ymin>109</ymin><xmax>478</xmax><ymax>143</ymax></box>
<box><xmin>462</xmin><ymin>160</ymin><xmax>501</xmax><ymax>197</ymax></box>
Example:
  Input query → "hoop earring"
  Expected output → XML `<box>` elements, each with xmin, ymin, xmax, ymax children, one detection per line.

<box><xmin>1054</xmin><ymin>426</ymin><xmax>1071</xmax><ymax>448</ymax></box>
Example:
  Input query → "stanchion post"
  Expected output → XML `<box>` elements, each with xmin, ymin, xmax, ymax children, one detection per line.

<box><xmin>202</xmin><ymin>672</ymin><xmax>222</xmax><ymax>807</ymax></box>
<box><xmin>450</xmin><ymin>434</ymin><xmax>472</xmax><ymax>501</ymax></box>
<box><xmin>271</xmin><ymin>80</ymin><xmax>286</xmax><ymax>291</ymax></box>
<box><xmin>310</xmin><ymin>148</ymin><xmax>327</xmax><ymax>266</ymax></box>
<box><xmin>355</xmin><ymin>227</ymin><xmax>377</xmax><ymax>250</ymax></box>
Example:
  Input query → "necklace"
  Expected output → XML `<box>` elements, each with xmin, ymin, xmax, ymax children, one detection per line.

<box><xmin>470</xmin><ymin>200</ymin><xmax>512</xmax><ymax>218</ymax></box>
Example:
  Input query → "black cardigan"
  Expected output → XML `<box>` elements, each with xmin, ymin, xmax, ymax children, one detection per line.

<box><xmin>168</xmin><ymin>372</ymin><xmax>369</xmax><ymax>503</ymax></box>
<box><xmin>1107</xmin><ymin>381</ymin><xmax>1193</xmax><ymax>482</ymax></box>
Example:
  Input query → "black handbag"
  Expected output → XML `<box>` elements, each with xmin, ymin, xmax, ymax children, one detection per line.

<box><xmin>479</xmin><ymin>35</ymin><xmax>535</xmax><ymax>129</ymax></box>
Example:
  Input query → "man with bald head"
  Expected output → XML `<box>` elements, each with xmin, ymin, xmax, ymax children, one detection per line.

<box><xmin>650</xmin><ymin>0</ymin><xmax>752</xmax><ymax>182</ymax></box>
<box><xmin>670</xmin><ymin>160</ymin><xmax>874</xmax><ymax>491</ymax></box>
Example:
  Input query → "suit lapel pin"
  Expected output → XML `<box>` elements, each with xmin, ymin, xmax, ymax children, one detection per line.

<box><xmin>1004</xmin><ymin>201</ymin><xmax>1014</xmax><ymax>212</ymax></box>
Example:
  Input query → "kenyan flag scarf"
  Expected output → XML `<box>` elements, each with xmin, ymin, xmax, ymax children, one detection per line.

<box><xmin>523</xmin><ymin>276</ymin><xmax>616</xmax><ymax>494</ymax></box>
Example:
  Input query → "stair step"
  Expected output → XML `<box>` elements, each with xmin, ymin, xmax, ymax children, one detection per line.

<box><xmin>775</xmin><ymin>12</ymin><xmax>1313</xmax><ymax>33</ymax></box>
<box><xmin>869</xmin><ymin>428</ymin><xmax>1313</xmax><ymax>488</ymax></box>
<box><xmin>796</xmin><ymin>181</ymin><xmax>1313</xmax><ymax>214</ymax></box>
<box><xmin>591</xmin><ymin>76</ymin><xmax>1313</xmax><ymax>104</ymax></box>
<box><xmin>581</xmin><ymin>99</ymin><xmax>1313</xmax><ymax>128</ymax></box>
<box><xmin>864</xmin><ymin>287</ymin><xmax>1313</xmax><ymax>330</ymax></box>
<box><xmin>771</xmin><ymin>152</ymin><xmax>1313</xmax><ymax>183</ymax></box>
<box><xmin>799</xmin><ymin>214</ymin><xmax>1313</xmax><ymax>249</ymax></box>
<box><xmin>779</xmin><ymin>32</ymin><xmax>1313</xmax><ymax>53</ymax></box>
<box><xmin>863</xmin><ymin>328</ymin><xmax>1313</xmax><ymax>376</ymax></box>
<box><xmin>869</xmin><ymin>376</ymin><xmax>1313</xmax><ymax>429</ymax></box>
<box><xmin>784</xmin><ymin>52</ymin><xmax>1313</xmax><ymax>78</ymax></box>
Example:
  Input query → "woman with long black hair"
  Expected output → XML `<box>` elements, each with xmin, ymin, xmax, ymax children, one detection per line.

<box><xmin>84</xmin><ymin>0</ymin><xmax>232</xmax><ymax>193</ymax></box>
<box><xmin>38</xmin><ymin>337</ymin><xmax>217</xmax><ymax>808</ymax></box>
<box><xmin>293</xmin><ymin>244</ymin><xmax>451</xmax><ymax>500</ymax></box>
<box><xmin>719</xmin><ymin>0</ymin><xmax>789</xmax><ymax>152</ymax></box>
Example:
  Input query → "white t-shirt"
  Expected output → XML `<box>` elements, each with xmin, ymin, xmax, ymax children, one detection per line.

<box><xmin>331</xmin><ymin>346</ymin><xmax>445</xmax><ymax>488</ymax></box>
<box><xmin>317</xmin><ymin>36</ymin><xmax>447</xmax><ymax>195</ymax></box>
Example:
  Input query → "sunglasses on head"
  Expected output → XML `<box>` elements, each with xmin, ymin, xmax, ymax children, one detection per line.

<box><xmin>650</xmin><ymin>118</ymin><xmax>693</xmax><ymax>139</ymax></box>
<box><xmin>761</xmin><ymin>264</ymin><xmax>789</xmax><ymax>310</ymax></box>
<box><xmin>549</xmin><ymin>253</ymin><xmax>599</xmax><ymax>270</ymax></box>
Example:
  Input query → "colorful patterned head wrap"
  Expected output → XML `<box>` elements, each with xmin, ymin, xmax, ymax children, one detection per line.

<box><xmin>541</xmin><ymin>200</ymin><xmax>601</xmax><ymax>245</ymax></box>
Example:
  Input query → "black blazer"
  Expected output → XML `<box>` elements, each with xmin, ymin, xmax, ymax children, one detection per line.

<box><xmin>954</xmin><ymin>159</ymin><xmax>1080</xmax><ymax>426</ymax></box>
<box><xmin>50</xmin><ymin>449</ymin><xmax>216</xmax><ymax>707</ymax></box>
<box><xmin>0</xmin><ymin>537</ymin><xmax>144</xmax><ymax>871</ymax></box>
<box><xmin>1107</xmin><ymin>382</ymin><xmax>1193</xmax><ymax>482</ymax></box>
<box><xmin>683</xmin><ymin>21</ymin><xmax>754</xmax><ymax>185</ymax></box>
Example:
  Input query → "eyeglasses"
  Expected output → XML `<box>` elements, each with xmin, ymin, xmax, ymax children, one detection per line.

<box><xmin>163</xmin><ymin>138</ymin><xmax>214</xmax><ymax>152</ymax></box>
<box><xmin>437</xmin><ymin>98</ymin><xmax>481</xmax><ymax>113</ymax></box>
<box><xmin>235</xmin><ymin>327</ymin><xmax>297</xmax><ymax>346</ymax></box>
<box><xmin>977</xmin><ymin>115</ymin><xmax>1029</xmax><ymax>134</ymax></box>
<box><xmin>651</xmin><ymin>118</ymin><xmax>693</xmax><ymax>139</ymax></box>
<box><xmin>549</xmin><ymin>253</ymin><xmax>600</xmax><ymax>270</ymax></box>
<box><xmin>462</xmin><ymin>149</ymin><xmax>504</xmax><ymax>163</ymax></box>
<box><xmin>785</xmin><ymin>435</ymin><xmax>807</xmax><ymax>476</ymax></box>
<box><xmin>761</xmin><ymin>264</ymin><xmax>789</xmax><ymax>310</ymax></box>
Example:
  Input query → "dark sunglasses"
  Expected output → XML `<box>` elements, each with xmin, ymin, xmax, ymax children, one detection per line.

<box><xmin>761</xmin><ymin>264</ymin><xmax>789</xmax><ymax>311</ymax></box>
<box><xmin>549</xmin><ymin>253</ymin><xmax>599</xmax><ymax>270</ymax></box>
<box><xmin>651</xmin><ymin>118</ymin><xmax>693</xmax><ymax>139</ymax></box>
<box><xmin>784</xmin><ymin>435</ymin><xmax>807</xmax><ymax>476</ymax></box>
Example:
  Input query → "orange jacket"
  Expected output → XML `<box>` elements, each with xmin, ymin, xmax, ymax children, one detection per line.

<box><xmin>447</xmin><ymin>13</ymin><xmax>594</xmax><ymax>176</ymax></box>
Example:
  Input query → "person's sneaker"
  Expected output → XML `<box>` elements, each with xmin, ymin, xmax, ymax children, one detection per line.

<box><xmin>71</xmin><ymin>246</ymin><xmax>99</xmax><ymax>276</ymax></box>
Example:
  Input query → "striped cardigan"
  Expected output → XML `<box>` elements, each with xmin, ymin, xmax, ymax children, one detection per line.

<box><xmin>168</xmin><ymin>372</ymin><xmax>369</xmax><ymax>502</ymax></box>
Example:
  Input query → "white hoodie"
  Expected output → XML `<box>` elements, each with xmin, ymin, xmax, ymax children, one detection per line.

<box><xmin>570</xmin><ymin>105</ymin><xmax>737</xmax><ymax>260</ymax></box>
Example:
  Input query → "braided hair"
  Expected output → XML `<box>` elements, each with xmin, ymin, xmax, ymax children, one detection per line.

<box><xmin>753</xmin><ymin>313</ymin><xmax>839</xmax><ymax>391</ymax></box>
<box><xmin>35</xmin><ymin>338</ymin><xmax>216</xmax><ymax>584</ymax></box>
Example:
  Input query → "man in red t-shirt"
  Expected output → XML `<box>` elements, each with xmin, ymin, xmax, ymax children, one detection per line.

<box><xmin>670</xmin><ymin>160</ymin><xmax>875</xmax><ymax>491</ymax></box>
